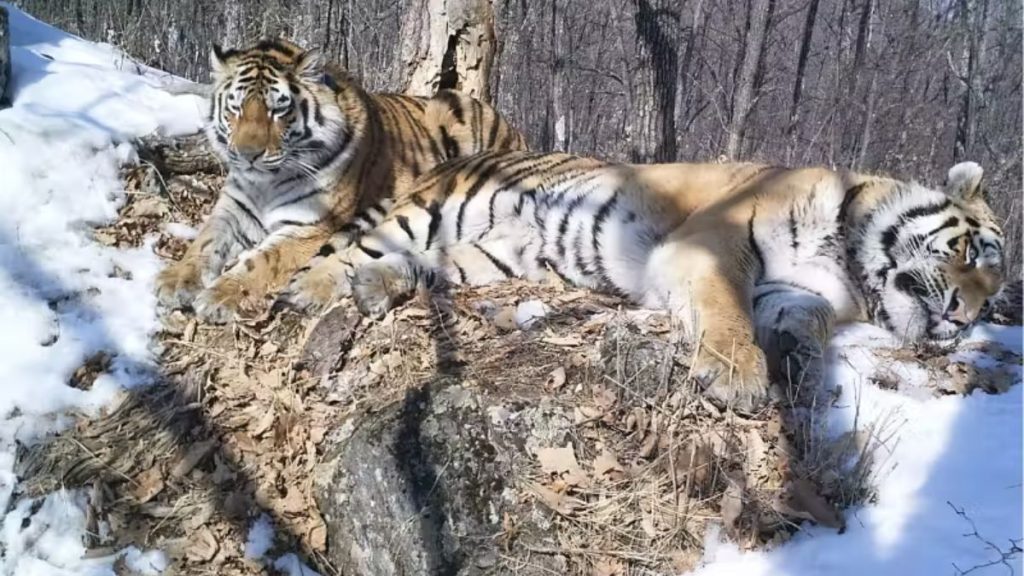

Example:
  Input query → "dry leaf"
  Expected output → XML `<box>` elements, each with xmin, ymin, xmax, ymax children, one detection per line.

<box><xmin>536</xmin><ymin>444</ymin><xmax>589</xmax><ymax>486</ymax></box>
<box><xmin>250</xmin><ymin>407</ymin><xmax>276</xmax><ymax>438</ymax></box>
<box><xmin>186</xmin><ymin>526</ymin><xmax>219</xmax><ymax>562</ymax></box>
<box><xmin>493</xmin><ymin>307</ymin><xmax>518</xmax><ymax>331</ymax></box>
<box><xmin>171</xmin><ymin>439</ymin><xmax>217</xmax><ymax>478</ymax></box>
<box><xmin>641</xmin><ymin>511</ymin><xmax>658</xmax><ymax>538</ymax></box>
<box><xmin>777</xmin><ymin>477</ymin><xmax>845</xmax><ymax>531</ymax></box>
<box><xmin>132</xmin><ymin>466</ymin><xmax>165</xmax><ymax>504</ymax></box>
<box><xmin>542</xmin><ymin>335</ymin><xmax>583</xmax><ymax>347</ymax></box>
<box><xmin>720</xmin><ymin>472</ymin><xmax>745</xmax><ymax>533</ymax></box>
<box><xmin>592</xmin><ymin>449</ymin><xmax>626</xmax><ymax>482</ymax></box>
<box><xmin>528</xmin><ymin>481</ymin><xmax>583</xmax><ymax>516</ymax></box>
<box><xmin>592</xmin><ymin>558</ymin><xmax>626</xmax><ymax>576</ymax></box>
<box><xmin>127</xmin><ymin>196</ymin><xmax>169</xmax><ymax>219</ymax></box>
<box><xmin>280</xmin><ymin>487</ymin><xmax>307</xmax><ymax>514</ymax></box>
<box><xmin>545</xmin><ymin>367</ymin><xmax>567</xmax><ymax>390</ymax></box>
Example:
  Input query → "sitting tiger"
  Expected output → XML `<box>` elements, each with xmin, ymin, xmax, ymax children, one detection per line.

<box><xmin>280</xmin><ymin>151</ymin><xmax>1006</xmax><ymax>413</ymax></box>
<box><xmin>154</xmin><ymin>38</ymin><xmax>526</xmax><ymax>322</ymax></box>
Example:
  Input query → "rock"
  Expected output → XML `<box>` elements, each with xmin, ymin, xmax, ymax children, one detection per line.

<box><xmin>309</xmin><ymin>309</ymin><xmax>731</xmax><ymax>575</ymax></box>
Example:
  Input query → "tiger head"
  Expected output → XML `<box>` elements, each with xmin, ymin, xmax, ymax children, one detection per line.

<box><xmin>869</xmin><ymin>162</ymin><xmax>1005</xmax><ymax>341</ymax></box>
<box><xmin>207</xmin><ymin>39</ymin><xmax>342</xmax><ymax>174</ymax></box>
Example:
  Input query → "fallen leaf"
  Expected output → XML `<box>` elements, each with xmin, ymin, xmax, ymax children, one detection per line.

<box><xmin>171</xmin><ymin>439</ymin><xmax>217</xmax><ymax>478</ymax></box>
<box><xmin>641</xmin><ymin>510</ymin><xmax>658</xmax><ymax>538</ymax></box>
<box><xmin>185</xmin><ymin>526</ymin><xmax>219</xmax><ymax>562</ymax></box>
<box><xmin>592</xmin><ymin>558</ymin><xmax>626</xmax><ymax>576</ymax></box>
<box><xmin>536</xmin><ymin>444</ymin><xmax>589</xmax><ymax>486</ymax></box>
<box><xmin>545</xmin><ymin>367</ymin><xmax>567</xmax><ymax>390</ymax></box>
<box><xmin>777</xmin><ymin>477</ymin><xmax>845</xmax><ymax>531</ymax></box>
<box><xmin>132</xmin><ymin>466</ymin><xmax>165</xmax><ymax>504</ymax></box>
<box><xmin>127</xmin><ymin>196</ymin><xmax>169</xmax><ymax>219</ymax></box>
<box><xmin>592</xmin><ymin>449</ymin><xmax>626</xmax><ymax>482</ymax></box>
<box><xmin>542</xmin><ymin>335</ymin><xmax>583</xmax><ymax>347</ymax></box>
<box><xmin>280</xmin><ymin>486</ymin><xmax>307</xmax><ymax>514</ymax></box>
<box><xmin>528</xmin><ymin>481</ymin><xmax>583</xmax><ymax>516</ymax></box>
<box><xmin>250</xmin><ymin>406</ymin><xmax>276</xmax><ymax>438</ymax></box>
<box><xmin>493</xmin><ymin>306</ymin><xmax>518</xmax><ymax>331</ymax></box>
<box><xmin>720</xmin><ymin>472</ymin><xmax>745</xmax><ymax>533</ymax></box>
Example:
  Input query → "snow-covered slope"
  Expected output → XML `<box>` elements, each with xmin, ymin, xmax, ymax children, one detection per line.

<box><xmin>0</xmin><ymin>5</ymin><xmax>203</xmax><ymax>574</ymax></box>
<box><xmin>695</xmin><ymin>323</ymin><xmax>1022</xmax><ymax>575</ymax></box>
<box><xmin>0</xmin><ymin>4</ymin><xmax>1019</xmax><ymax>576</ymax></box>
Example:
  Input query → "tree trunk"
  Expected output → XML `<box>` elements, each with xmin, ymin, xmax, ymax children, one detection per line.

<box><xmin>631</xmin><ymin>0</ymin><xmax>679</xmax><ymax>162</ymax></box>
<box><xmin>786</xmin><ymin>0</ymin><xmax>820</xmax><ymax>160</ymax></box>
<box><xmin>0</xmin><ymin>6</ymin><xmax>10</xmax><ymax>107</ymax></box>
<box><xmin>402</xmin><ymin>0</ymin><xmax>496</xmax><ymax>100</ymax></box>
<box><xmin>955</xmin><ymin>0</ymin><xmax>989</xmax><ymax>161</ymax></box>
<box><xmin>724</xmin><ymin>0</ymin><xmax>773</xmax><ymax>160</ymax></box>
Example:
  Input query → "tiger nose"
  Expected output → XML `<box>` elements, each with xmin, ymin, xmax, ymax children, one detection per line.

<box><xmin>236</xmin><ymin>146</ymin><xmax>265</xmax><ymax>163</ymax></box>
<box><xmin>942</xmin><ymin>298</ymin><xmax>972</xmax><ymax>326</ymax></box>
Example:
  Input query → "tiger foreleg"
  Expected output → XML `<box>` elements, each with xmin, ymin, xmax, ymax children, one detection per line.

<box><xmin>753</xmin><ymin>286</ymin><xmax>835</xmax><ymax>405</ymax></box>
<box><xmin>194</xmin><ymin>225</ymin><xmax>331</xmax><ymax>323</ymax></box>
<box><xmin>155</xmin><ymin>199</ymin><xmax>250</xmax><ymax>309</ymax></box>
<box><xmin>648</xmin><ymin>227</ymin><xmax>769</xmax><ymax>414</ymax></box>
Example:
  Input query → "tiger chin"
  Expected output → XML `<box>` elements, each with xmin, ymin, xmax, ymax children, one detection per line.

<box><xmin>154</xmin><ymin>38</ymin><xmax>526</xmax><ymax>323</ymax></box>
<box><xmin>280</xmin><ymin>151</ymin><xmax>1006</xmax><ymax>414</ymax></box>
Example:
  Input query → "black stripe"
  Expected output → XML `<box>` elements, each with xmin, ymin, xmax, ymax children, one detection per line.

<box><xmin>442</xmin><ymin>91</ymin><xmax>464</xmax><ymax>123</ymax></box>
<box><xmin>455</xmin><ymin>154</ymin><xmax>533</xmax><ymax>239</ymax></box>
<box><xmin>269</xmin><ymin>187</ymin><xmax>323</xmax><ymax>211</ymax></box>
<box><xmin>475</xmin><ymin>244</ymin><xmax>514</xmax><ymax>277</ymax></box>
<box><xmin>788</xmin><ymin>204</ymin><xmax>799</xmax><ymax>251</ymax></box>
<box><xmin>424</xmin><ymin>201</ymin><xmax>443</xmax><ymax>250</ymax></box>
<box><xmin>396</xmin><ymin>215</ymin><xmax>415</xmax><ymax>240</ymax></box>
<box><xmin>557</xmin><ymin>195</ymin><xmax>588</xmax><ymax>259</ymax></box>
<box><xmin>877</xmin><ymin>199</ymin><xmax>953</xmax><ymax>279</ymax></box>
<box><xmin>357</xmin><ymin>241</ymin><xmax>384</xmax><ymax>259</ymax></box>
<box><xmin>486</xmin><ymin>109</ymin><xmax>500</xmax><ymax>148</ymax></box>
<box><xmin>225</xmin><ymin>192</ymin><xmax>267</xmax><ymax>232</ymax></box>
<box><xmin>590</xmin><ymin>190</ymin><xmax>622</xmax><ymax>292</ymax></box>
<box><xmin>753</xmin><ymin>287</ymin><xmax>791</xmax><ymax>308</ymax></box>
<box><xmin>452</xmin><ymin>261</ymin><xmax>468</xmax><ymax>284</ymax></box>
<box><xmin>748</xmin><ymin>206</ymin><xmax>765</xmax><ymax>281</ymax></box>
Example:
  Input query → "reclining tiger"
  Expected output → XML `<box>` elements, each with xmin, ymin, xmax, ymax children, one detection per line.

<box><xmin>154</xmin><ymin>38</ymin><xmax>527</xmax><ymax>322</ymax></box>
<box><xmin>279</xmin><ymin>151</ymin><xmax>1006</xmax><ymax>413</ymax></box>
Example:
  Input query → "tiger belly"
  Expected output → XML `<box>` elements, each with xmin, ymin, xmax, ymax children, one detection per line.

<box><xmin>439</xmin><ymin>169</ymin><xmax>667</xmax><ymax>301</ymax></box>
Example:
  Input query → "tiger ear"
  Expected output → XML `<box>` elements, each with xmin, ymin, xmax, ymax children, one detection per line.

<box><xmin>945</xmin><ymin>161</ymin><xmax>984</xmax><ymax>201</ymax></box>
<box><xmin>210</xmin><ymin>43</ymin><xmax>234</xmax><ymax>79</ymax></box>
<box><xmin>294</xmin><ymin>48</ymin><xmax>324</xmax><ymax>80</ymax></box>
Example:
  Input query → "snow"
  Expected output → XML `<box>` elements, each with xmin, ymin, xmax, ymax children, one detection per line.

<box><xmin>244</xmin><ymin>514</ymin><xmax>275</xmax><ymax>560</ymax></box>
<box><xmin>0</xmin><ymin>4</ymin><xmax>203</xmax><ymax>574</ymax></box>
<box><xmin>693</xmin><ymin>322</ymin><xmax>1023</xmax><ymax>576</ymax></box>
<box><xmin>272</xmin><ymin>554</ymin><xmax>322</xmax><ymax>576</ymax></box>
<box><xmin>0</xmin><ymin>4</ymin><xmax>1020</xmax><ymax>576</ymax></box>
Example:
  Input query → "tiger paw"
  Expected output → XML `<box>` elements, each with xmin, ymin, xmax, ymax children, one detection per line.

<box><xmin>770</xmin><ymin>327</ymin><xmax>826</xmax><ymax>396</ymax></box>
<box><xmin>693</xmin><ymin>340</ymin><xmax>770</xmax><ymax>415</ymax></box>
<box><xmin>277</xmin><ymin>256</ymin><xmax>351</xmax><ymax>315</ymax></box>
<box><xmin>194</xmin><ymin>276</ymin><xmax>248</xmax><ymax>324</ymax></box>
<box><xmin>154</xmin><ymin>261</ymin><xmax>203</xmax><ymax>309</ymax></box>
<box><xmin>349</xmin><ymin>259</ymin><xmax>418</xmax><ymax>319</ymax></box>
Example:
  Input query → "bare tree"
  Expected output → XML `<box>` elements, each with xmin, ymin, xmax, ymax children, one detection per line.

<box><xmin>725</xmin><ymin>0</ymin><xmax>775</xmax><ymax>159</ymax></box>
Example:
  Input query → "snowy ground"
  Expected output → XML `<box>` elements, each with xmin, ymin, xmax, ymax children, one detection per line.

<box><xmin>0</xmin><ymin>4</ymin><xmax>1019</xmax><ymax>575</ymax></box>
